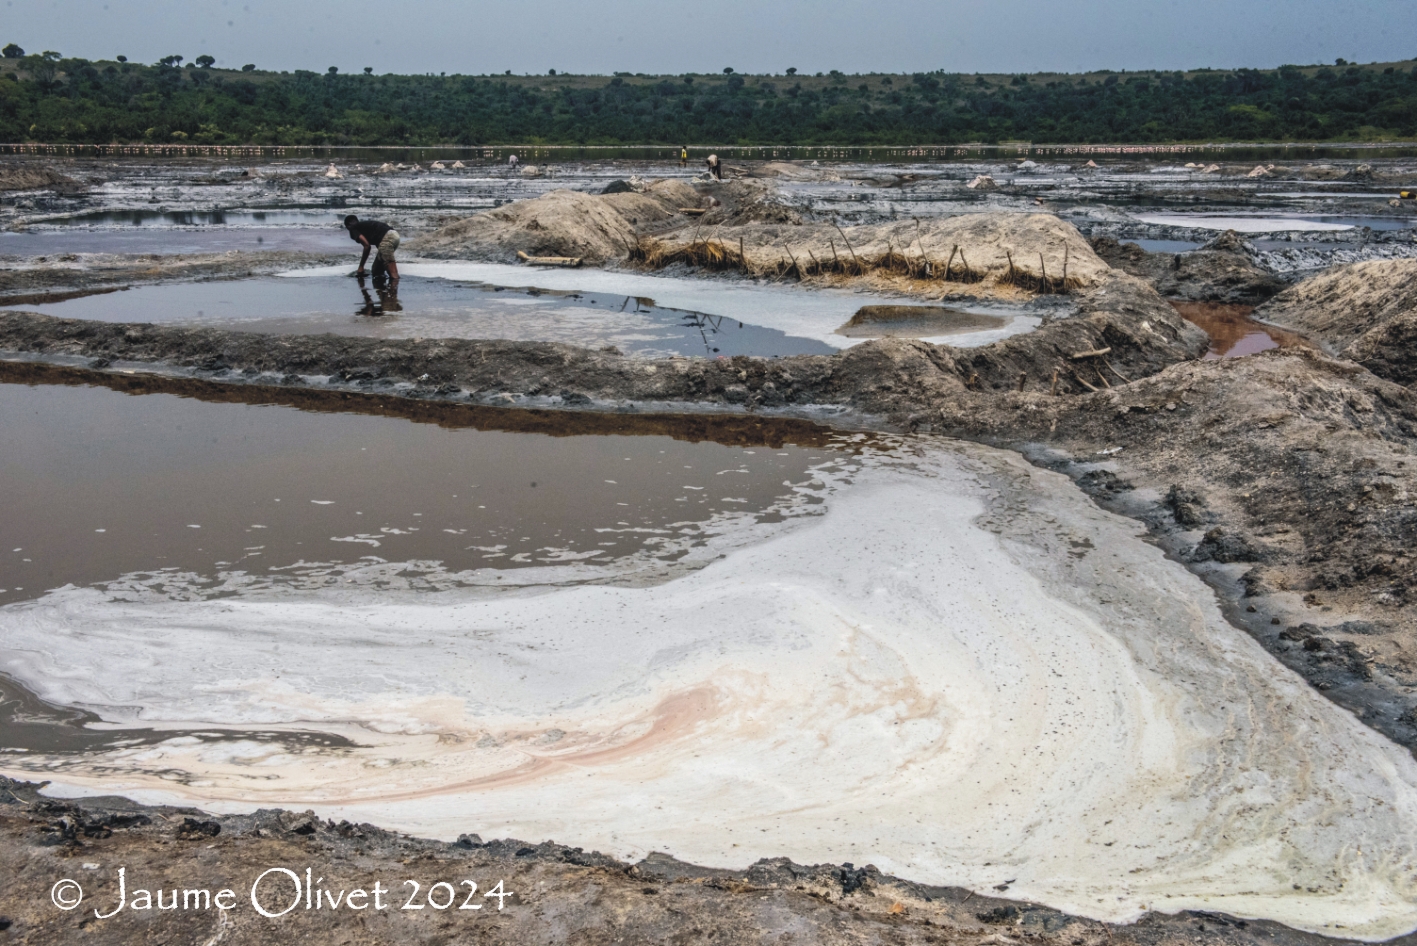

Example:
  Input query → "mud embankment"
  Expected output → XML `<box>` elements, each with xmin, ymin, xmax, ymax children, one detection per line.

<box><xmin>0</xmin><ymin>271</ymin><xmax>1201</xmax><ymax>408</ymax></box>
<box><xmin>0</xmin><ymin>776</ymin><xmax>1380</xmax><ymax>946</ymax></box>
<box><xmin>0</xmin><ymin>250</ymin><xmax>346</xmax><ymax>296</ymax></box>
<box><xmin>1257</xmin><ymin>258</ymin><xmax>1417</xmax><ymax>387</ymax></box>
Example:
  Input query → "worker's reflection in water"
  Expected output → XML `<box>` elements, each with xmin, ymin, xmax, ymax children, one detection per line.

<box><xmin>355</xmin><ymin>273</ymin><xmax>402</xmax><ymax>317</ymax></box>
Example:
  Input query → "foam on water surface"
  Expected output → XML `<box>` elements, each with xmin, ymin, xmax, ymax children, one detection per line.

<box><xmin>3</xmin><ymin>440</ymin><xmax>1416</xmax><ymax>938</ymax></box>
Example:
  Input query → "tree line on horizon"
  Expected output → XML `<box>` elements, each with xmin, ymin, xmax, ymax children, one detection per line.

<box><xmin>2</xmin><ymin>45</ymin><xmax>1416</xmax><ymax>146</ymax></box>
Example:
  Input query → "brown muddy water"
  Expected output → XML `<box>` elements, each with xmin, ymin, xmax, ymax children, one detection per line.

<box><xmin>0</xmin><ymin>367</ymin><xmax>846</xmax><ymax>608</ymax></box>
<box><xmin>1170</xmin><ymin>301</ymin><xmax>1312</xmax><ymax>359</ymax></box>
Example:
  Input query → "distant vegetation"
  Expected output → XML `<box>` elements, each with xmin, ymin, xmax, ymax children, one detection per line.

<box><xmin>2</xmin><ymin>46</ymin><xmax>1417</xmax><ymax>145</ymax></box>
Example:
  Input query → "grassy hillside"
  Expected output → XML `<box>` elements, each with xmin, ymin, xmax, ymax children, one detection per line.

<box><xmin>2</xmin><ymin>48</ymin><xmax>1416</xmax><ymax>146</ymax></box>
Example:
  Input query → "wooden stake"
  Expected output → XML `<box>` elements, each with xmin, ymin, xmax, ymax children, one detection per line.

<box><xmin>807</xmin><ymin>248</ymin><xmax>821</xmax><ymax>274</ymax></box>
<box><xmin>1062</xmin><ymin>245</ymin><xmax>1070</xmax><ymax>287</ymax></box>
<box><xmin>1039</xmin><ymin>252</ymin><xmax>1048</xmax><ymax>291</ymax></box>
<box><xmin>914</xmin><ymin>219</ymin><xmax>930</xmax><ymax>278</ymax></box>
<box><xmin>1103</xmin><ymin>358</ymin><xmax>1131</xmax><ymax>383</ymax></box>
<box><xmin>958</xmin><ymin>249</ymin><xmax>972</xmax><ymax>280</ymax></box>
<box><xmin>829</xmin><ymin>238</ymin><xmax>842</xmax><ymax>271</ymax></box>
<box><xmin>1050</xmin><ymin>368</ymin><xmax>1060</xmax><ymax>396</ymax></box>
<box><xmin>784</xmin><ymin>245</ymin><xmax>803</xmax><ymax>281</ymax></box>
<box><xmin>832</xmin><ymin>223</ymin><xmax>864</xmax><ymax>275</ymax></box>
<box><xmin>1016</xmin><ymin>371</ymin><xmax>1027</xmax><ymax>392</ymax></box>
<box><xmin>1073</xmin><ymin>371</ymin><xmax>1100</xmax><ymax>393</ymax></box>
<box><xmin>739</xmin><ymin>236</ymin><xmax>748</xmax><ymax>274</ymax></box>
<box><xmin>1006</xmin><ymin>249</ymin><xmax>1016</xmax><ymax>281</ymax></box>
<box><xmin>944</xmin><ymin>245</ymin><xmax>959</xmax><ymax>282</ymax></box>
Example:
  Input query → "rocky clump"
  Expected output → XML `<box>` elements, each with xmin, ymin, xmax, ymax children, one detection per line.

<box><xmin>1091</xmin><ymin>231</ymin><xmax>1285</xmax><ymax>304</ymax></box>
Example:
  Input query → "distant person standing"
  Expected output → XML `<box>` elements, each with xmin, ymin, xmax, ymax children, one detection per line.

<box><xmin>344</xmin><ymin>214</ymin><xmax>401</xmax><ymax>285</ymax></box>
<box><xmin>679</xmin><ymin>145</ymin><xmax>688</xmax><ymax>167</ymax></box>
<box><xmin>705</xmin><ymin>153</ymin><xmax>723</xmax><ymax>181</ymax></box>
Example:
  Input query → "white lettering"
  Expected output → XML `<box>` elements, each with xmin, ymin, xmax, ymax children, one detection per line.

<box><xmin>93</xmin><ymin>867</ymin><xmax>126</xmax><ymax>919</ymax></box>
<box><xmin>251</xmin><ymin>868</ymin><xmax>301</xmax><ymax>918</ymax></box>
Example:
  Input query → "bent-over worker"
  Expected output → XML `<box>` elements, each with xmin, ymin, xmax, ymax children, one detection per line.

<box><xmin>344</xmin><ymin>214</ymin><xmax>401</xmax><ymax>285</ymax></box>
<box><xmin>705</xmin><ymin>153</ymin><xmax>723</xmax><ymax>181</ymax></box>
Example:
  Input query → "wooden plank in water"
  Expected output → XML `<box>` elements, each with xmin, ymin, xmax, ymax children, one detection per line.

<box><xmin>517</xmin><ymin>251</ymin><xmax>583</xmax><ymax>267</ymax></box>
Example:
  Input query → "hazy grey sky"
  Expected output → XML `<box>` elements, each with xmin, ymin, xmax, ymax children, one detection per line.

<box><xmin>5</xmin><ymin>0</ymin><xmax>1416</xmax><ymax>76</ymax></box>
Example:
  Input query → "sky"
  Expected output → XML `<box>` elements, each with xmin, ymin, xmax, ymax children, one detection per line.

<box><xmin>4</xmin><ymin>0</ymin><xmax>1416</xmax><ymax>76</ymax></box>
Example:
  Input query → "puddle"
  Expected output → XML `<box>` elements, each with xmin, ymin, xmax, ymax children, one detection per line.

<box><xmin>0</xmin><ymin>227</ymin><xmax>352</xmax><ymax>256</ymax></box>
<box><xmin>835</xmin><ymin>304</ymin><xmax>1008</xmax><ymax>338</ymax></box>
<box><xmin>0</xmin><ymin>369</ymin><xmax>847</xmax><ymax>608</ymax></box>
<box><xmin>1170</xmin><ymin>301</ymin><xmax>1312</xmax><ymax>358</ymax></box>
<box><xmin>1135</xmin><ymin>212</ymin><xmax>1414</xmax><ymax>233</ymax></box>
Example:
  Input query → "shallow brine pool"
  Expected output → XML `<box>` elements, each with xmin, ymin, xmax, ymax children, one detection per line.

<box><xmin>0</xmin><ymin>370</ymin><xmax>841</xmax><ymax>608</ymax></box>
<box><xmin>2</xmin><ymin>376</ymin><xmax>1416</xmax><ymax>938</ymax></box>
<box><xmin>1</xmin><ymin>262</ymin><xmax>1045</xmax><ymax>357</ymax></box>
<box><xmin>1134</xmin><ymin>212</ymin><xmax>1415</xmax><ymax>233</ymax></box>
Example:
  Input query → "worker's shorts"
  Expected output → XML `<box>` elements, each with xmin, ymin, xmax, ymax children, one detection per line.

<box><xmin>377</xmin><ymin>230</ymin><xmax>401</xmax><ymax>263</ymax></box>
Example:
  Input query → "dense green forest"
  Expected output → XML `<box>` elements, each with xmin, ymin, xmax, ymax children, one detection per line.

<box><xmin>3</xmin><ymin>44</ymin><xmax>1417</xmax><ymax>145</ymax></box>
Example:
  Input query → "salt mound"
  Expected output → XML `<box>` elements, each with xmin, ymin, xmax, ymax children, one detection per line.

<box><xmin>0</xmin><ymin>166</ymin><xmax>78</xmax><ymax>192</ymax></box>
<box><xmin>646</xmin><ymin>212</ymin><xmax>1112</xmax><ymax>292</ymax></box>
<box><xmin>411</xmin><ymin>180</ymin><xmax>700</xmax><ymax>263</ymax></box>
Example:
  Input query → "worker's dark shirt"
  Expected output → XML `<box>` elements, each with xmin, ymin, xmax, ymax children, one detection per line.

<box><xmin>348</xmin><ymin>220</ymin><xmax>392</xmax><ymax>247</ymax></box>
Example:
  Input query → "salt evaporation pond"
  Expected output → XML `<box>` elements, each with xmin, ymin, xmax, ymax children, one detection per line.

<box><xmin>0</xmin><ymin>227</ymin><xmax>351</xmax><ymax>257</ymax></box>
<box><xmin>0</xmin><ymin>373</ymin><xmax>837</xmax><ymax>607</ymax></box>
<box><xmin>0</xmin><ymin>262</ymin><xmax>1043</xmax><ymax>356</ymax></box>
<box><xmin>2</xmin><ymin>376</ymin><xmax>1417</xmax><ymax>938</ymax></box>
<box><xmin>1134</xmin><ymin>212</ymin><xmax>1415</xmax><ymax>233</ymax></box>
